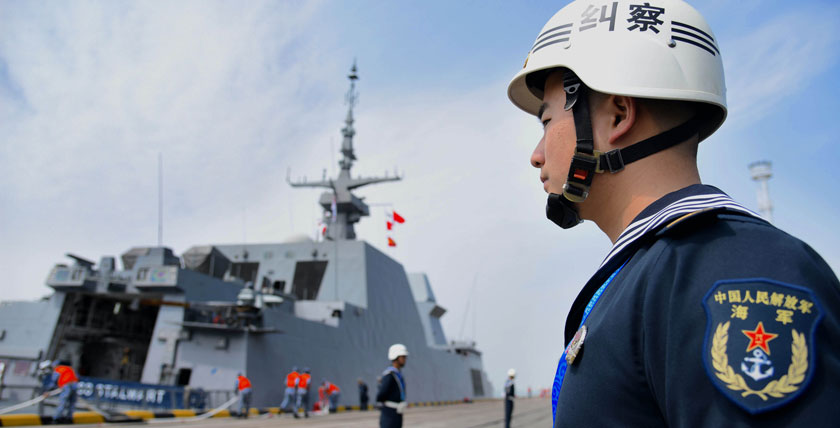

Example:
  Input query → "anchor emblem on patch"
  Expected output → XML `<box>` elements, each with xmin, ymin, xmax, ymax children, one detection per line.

<box><xmin>702</xmin><ymin>278</ymin><xmax>823</xmax><ymax>414</ymax></box>
<box><xmin>741</xmin><ymin>349</ymin><xmax>773</xmax><ymax>381</ymax></box>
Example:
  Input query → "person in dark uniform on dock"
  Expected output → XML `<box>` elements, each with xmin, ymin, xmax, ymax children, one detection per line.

<box><xmin>506</xmin><ymin>1</ymin><xmax>840</xmax><ymax>426</ymax></box>
<box><xmin>503</xmin><ymin>369</ymin><xmax>515</xmax><ymax>428</ymax></box>
<box><xmin>358</xmin><ymin>378</ymin><xmax>369</xmax><ymax>411</ymax></box>
<box><xmin>377</xmin><ymin>344</ymin><xmax>408</xmax><ymax>428</ymax></box>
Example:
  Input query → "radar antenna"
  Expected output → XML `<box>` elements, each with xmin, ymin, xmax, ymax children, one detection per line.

<box><xmin>288</xmin><ymin>61</ymin><xmax>401</xmax><ymax>240</ymax></box>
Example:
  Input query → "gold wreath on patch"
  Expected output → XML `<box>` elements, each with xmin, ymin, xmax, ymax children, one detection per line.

<box><xmin>711</xmin><ymin>321</ymin><xmax>808</xmax><ymax>401</ymax></box>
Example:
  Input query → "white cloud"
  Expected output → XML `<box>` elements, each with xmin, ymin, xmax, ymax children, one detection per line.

<box><xmin>0</xmin><ymin>0</ymin><xmax>348</xmax><ymax>295</ymax></box>
<box><xmin>722</xmin><ymin>4</ymin><xmax>840</xmax><ymax>126</ymax></box>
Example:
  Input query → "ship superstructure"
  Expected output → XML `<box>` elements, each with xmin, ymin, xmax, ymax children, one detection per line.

<box><xmin>0</xmin><ymin>64</ymin><xmax>492</xmax><ymax>409</ymax></box>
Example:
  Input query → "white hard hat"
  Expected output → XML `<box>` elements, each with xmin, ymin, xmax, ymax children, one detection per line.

<box><xmin>388</xmin><ymin>344</ymin><xmax>409</xmax><ymax>361</ymax></box>
<box><xmin>508</xmin><ymin>0</ymin><xmax>726</xmax><ymax>141</ymax></box>
<box><xmin>507</xmin><ymin>368</ymin><xmax>516</xmax><ymax>377</ymax></box>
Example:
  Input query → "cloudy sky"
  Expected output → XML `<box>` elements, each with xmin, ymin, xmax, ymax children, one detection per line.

<box><xmin>2</xmin><ymin>0</ymin><xmax>839</xmax><ymax>394</ymax></box>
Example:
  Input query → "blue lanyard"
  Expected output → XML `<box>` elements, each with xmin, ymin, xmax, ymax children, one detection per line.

<box><xmin>385</xmin><ymin>367</ymin><xmax>405</xmax><ymax>400</ymax></box>
<box><xmin>552</xmin><ymin>261</ymin><xmax>627</xmax><ymax>425</ymax></box>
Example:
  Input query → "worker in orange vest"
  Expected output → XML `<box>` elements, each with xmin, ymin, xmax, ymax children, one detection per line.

<box><xmin>281</xmin><ymin>366</ymin><xmax>300</xmax><ymax>417</ymax></box>
<box><xmin>45</xmin><ymin>360</ymin><xmax>79</xmax><ymax>423</ymax></box>
<box><xmin>295</xmin><ymin>367</ymin><xmax>311</xmax><ymax>418</ymax></box>
<box><xmin>317</xmin><ymin>382</ymin><xmax>327</xmax><ymax>414</ymax></box>
<box><xmin>235</xmin><ymin>373</ymin><xmax>252</xmax><ymax>418</ymax></box>
<box><xmin>322</xmin><ymin>379</ymin><xmax>341</xmax><ymax>413</ymax></box>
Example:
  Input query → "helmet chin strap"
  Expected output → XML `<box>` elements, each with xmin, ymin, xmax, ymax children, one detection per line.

<box><xmin>545</xmin><ymin>71</ymin><xmax>703</xmax><ymax>229</ymax></box>
<box><xmin>546</xmin><ymin>192</ymin><xmax>581</xmax><ymax>229</ymax></box>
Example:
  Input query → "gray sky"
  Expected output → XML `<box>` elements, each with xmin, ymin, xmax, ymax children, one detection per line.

<box><xmin>2</xmin><ymin>0</ymin><xmax>840</xmax><ymax>394</ymax></box>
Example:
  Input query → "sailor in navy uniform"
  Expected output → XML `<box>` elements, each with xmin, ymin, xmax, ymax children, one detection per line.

<box><xmin>506</xmin><ymin>1</ymin><xmax>840</xmax><ymax>426</ymax></box>
<box><xmin>377</xmin><ymin>344</ymin><xmax>408</xmax><ymax>428</ymax></box>
<box><xmin>503</xmin><ymin>369</ymin><xmax>516</xmax><ymax>428</ymax></box>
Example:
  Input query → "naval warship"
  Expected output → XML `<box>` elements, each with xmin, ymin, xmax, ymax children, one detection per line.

<box><xmin>0</xmin><ymin>64</ymin><xmax>492</xmax><ymax>410</ymax></box>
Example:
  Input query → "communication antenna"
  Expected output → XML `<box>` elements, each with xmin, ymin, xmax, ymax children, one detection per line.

<box><xmin>749</xmin><ymin>161</ymin><xmax>773</xmax><ymax>223</ymax></box>
<box><xmin>459</xmin><ymin>274</ymin><xmax>479</xmax><ymax>342</ymax></box>
<box><xmin>158</xmin><ymin>152</ymin><xmax>163</xmax><ymax>246</ymax></box>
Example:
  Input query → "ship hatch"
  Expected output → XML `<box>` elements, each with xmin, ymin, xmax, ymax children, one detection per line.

<box><xmin>49</xmin><ymin>293</ymin><xmax>158</xmax><ymax>382</ymax></box>
<box><xmin>291</xmin><ymin>261</ymin><xmax>328</xmax><ymax>300</ymax></box>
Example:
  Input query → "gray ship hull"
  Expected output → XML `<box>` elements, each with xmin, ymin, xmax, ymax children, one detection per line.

<box><xmin>0</xmin><ymin>241</ymin><xmax>492</xmax><ymax>409</ymax></box>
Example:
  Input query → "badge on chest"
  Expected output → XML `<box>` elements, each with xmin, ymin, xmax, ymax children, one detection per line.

<box><xmin>566</xmin><ymin>325</ymin><xmax>587</xmax><ymax>365</ymax></box>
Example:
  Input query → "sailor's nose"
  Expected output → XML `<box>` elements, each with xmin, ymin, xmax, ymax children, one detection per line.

<box><xmin>531</xmin><ymin>138</ymin><xmax>545</xmax><ymax>168</ymax></box>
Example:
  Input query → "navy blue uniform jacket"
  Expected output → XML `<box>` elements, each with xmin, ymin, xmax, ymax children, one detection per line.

<box><xmin>554</xmin><ymin>185</ymin><xmax>840</xmax><ymax>427</ymax></box>
<box><xmin>377</xmin><ymin>367</ymin><xmax>404</xmax><ymax>428</ymax></box>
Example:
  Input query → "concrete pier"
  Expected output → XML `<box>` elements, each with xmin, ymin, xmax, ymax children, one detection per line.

<box><xmin>67</xmin><ymin>398</ymin><xmax>550</xmax><ymax>428</ymax></box>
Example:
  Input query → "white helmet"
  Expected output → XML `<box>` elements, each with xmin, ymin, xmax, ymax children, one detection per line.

<box><xmin>388</xmin><ymin>344</ymin><xmax>409</xmax><ymax>361</ymax></box>
<box><xmin>507</xmin><ymin>368</ymin><xmax>516</xmax><ymax>377</ymax></box>
<box><xmin>508</xmin><ymin>0</ymin><xmax>726</xmax><ymax>229</ymax></box>
<box><xmin>508</xmin><ymin>0</ymin><xmax>726</xmax><ymax>141</ymax></box>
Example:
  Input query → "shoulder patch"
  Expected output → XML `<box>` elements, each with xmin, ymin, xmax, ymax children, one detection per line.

<box><xmin>702</xmin><ymin>278</ymin><xmax>823</xmax><ymax>414</ymax></box>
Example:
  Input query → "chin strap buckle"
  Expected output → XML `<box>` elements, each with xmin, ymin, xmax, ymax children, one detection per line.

<box><xmin>598</xmin><ymin>149</ymin><xmax>625</xmax><ymax>173</ymax></box>
<box><xmin>563</xmin><ymin>147</ymin><xmax>626</xmax><ymax>202</ymax></box>
<box><xmin>563</xmin><ymin>151</ymin><xmax>598</xmax><ymax>203</ymax></box>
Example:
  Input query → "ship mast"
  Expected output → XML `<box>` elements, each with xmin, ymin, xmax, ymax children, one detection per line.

<box><xmin>288</xmin><ymin>62</ymin><xmax>401</xmax><ymax>240</ymax></box>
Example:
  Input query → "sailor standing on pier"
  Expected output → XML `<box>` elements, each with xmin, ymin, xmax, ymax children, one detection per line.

<box><xmin>506</xmin><ymin>0</ymin><xmax>840</xmax><ymax>426</ymax></box>
<box><xmin>235</xmin><ymin>372</ymin><xmax>252</xmax><ymax>418</ymax></box>
<box><xmin>377</xmin><ymin>344</ymin><xmax>408</xmax><ymax>428</ymax></box>
<box><xmin>281</xmin><ymin>366</ymin><xmax>300</xmax><ymax>417</ymax></box>
<box><xmin>503</xmin><ymin>369</ymin><xmax>515</xmax><ymax>428</ymax></box>
<box><xmin>358</xmin><ymin>378</ymin><xmax>369</xmax><ymax>411</ymax></box>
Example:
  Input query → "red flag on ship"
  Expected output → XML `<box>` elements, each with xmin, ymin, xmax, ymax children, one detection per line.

<box><xmin>387</xmin><ymin>237</ymin><xmax>397</xmax><ymax>247</ymax></box>
<box><xmin>387</xmin><ymin>221</ymin><xmax>393</xmax><ymax>230</ymax></box>
<box><xmin>392</xmin><ymin>211</ymin><xmax>405</xmax><ymax>224</ymax></box>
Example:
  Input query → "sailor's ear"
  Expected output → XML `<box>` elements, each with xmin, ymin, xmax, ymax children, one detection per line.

<box><xmin>594</xmin><ymin>94</ymin><xmax>637</xmax><ymax>146</ymax></box>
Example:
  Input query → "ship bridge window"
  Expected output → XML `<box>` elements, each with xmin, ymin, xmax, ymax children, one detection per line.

<box><xmin>230</xmin><ymin>262</ymin><xmax>259</xmax><ymax>283</ymax></box>
<box><xmin>291</xmin><ymin>261</ymin><xmax>327</xmax><ymax>300</ymax></box>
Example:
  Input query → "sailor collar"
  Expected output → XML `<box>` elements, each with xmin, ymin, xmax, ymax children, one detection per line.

<box><xmin>563</xmin><ymin>184</ymin><xmax>763</xmax><ymax>344</ymax></box>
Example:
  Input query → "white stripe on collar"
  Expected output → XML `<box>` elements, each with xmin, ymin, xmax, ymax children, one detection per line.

<box><xmin>599</xmin><ymin>192</ymin><xmax>761</xmax><ymax>269</ymax></box>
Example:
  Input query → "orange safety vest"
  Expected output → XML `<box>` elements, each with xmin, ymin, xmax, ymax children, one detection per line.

<box><xmin>286</xmin><ymin>371</ymin><xmax>300</xmax><ymax>388</ymax></box>
<box><xmin>318</xmin><ymin>386</ymin><xmax>326</xmax><ymax>400</ymax></box>
<box><xmin>298</xmin><ymin>373</ymin><xmax>311</xmax><ymax>389</ymax></box>
<box><xmin>238</xmin><ymin>375</ymin><xmax>251</xmax><ymax>390</ymax></box>
<box><xmin>55</xmin><ymin>365</ymin><xmax>78</xmax><ymax>387</ymax></box>
<box><xmin>327</xmin><ymin>382</ymin><xmax>340</xmax><ymax>394</ymax></box>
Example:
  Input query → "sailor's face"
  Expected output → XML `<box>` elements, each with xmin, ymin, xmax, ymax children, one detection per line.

<box><xmin>530</xmin><ymin>71</ymin><xmax>576</xmax><ymax>195</ymax></box>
